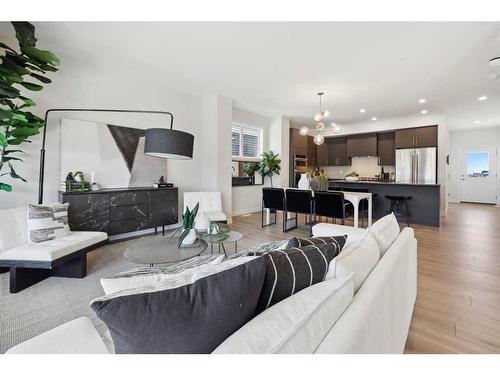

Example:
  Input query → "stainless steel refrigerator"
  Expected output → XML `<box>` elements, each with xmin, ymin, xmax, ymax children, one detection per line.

<box><xmin>396</xmin><ymin>147</ymin><xmax>437</xmax><ymax>184</ymax></box>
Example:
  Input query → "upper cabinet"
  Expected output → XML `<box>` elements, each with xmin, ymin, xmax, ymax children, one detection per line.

<box><xmin>306</xmin><ymin>136</ymin><xmax>317</xmax><ymax>166</ymax></box>
<box><xmin>395</xmin><ymin>125</ymin><xmax>437</xmax><ymax>149</ymax></box>
<box><xmin>327</xmin><ymin>136</ymin><xmax>350</xmax><ymax>166</ymax></box>
<box><xmin>377</xmin><ymin>131</ymin><xmax>396</xmax><ymax>165</ymax></box>
<box><xmin>290</xmin><ymin>128</ymin><xmax>308</xmax><ymax>155</ymax></box>
<box><xmin>316</xmin><ymin>142</ymin><xmax>329</xmax><ymax>166</ymax></box>
<box><xmin>347</xmin><ymin>133</ymin><xmax>378</xmax><ymax>157</ymax></box>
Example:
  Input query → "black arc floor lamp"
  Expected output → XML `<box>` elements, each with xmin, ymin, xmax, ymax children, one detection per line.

<box><xmin>38</xmin><ymin>108</ymin><xmax>194</xmax><ymax>204</ymax></box>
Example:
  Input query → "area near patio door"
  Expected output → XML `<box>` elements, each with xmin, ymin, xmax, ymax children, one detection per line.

<box><xmin>460</xmin><ymin>147</ymin><xmax>498</xmax><ymax>204</ymax></box>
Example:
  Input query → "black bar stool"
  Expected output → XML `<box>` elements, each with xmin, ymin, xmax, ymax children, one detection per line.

<box><xmin>385</xmin><ymin>195</ymin><xmax>412</xmax><ymax>226</ymax></box>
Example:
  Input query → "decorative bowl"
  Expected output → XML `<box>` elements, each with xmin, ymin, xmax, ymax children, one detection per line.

<box><xmin>345</xmin><ymin>176</ymin><xmax>360</xmax><ymax>181</ymax></box>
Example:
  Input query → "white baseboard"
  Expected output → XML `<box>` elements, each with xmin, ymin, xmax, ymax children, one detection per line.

<box><xmin>232</xmin><ymin>207</ymin><xmax>261</xmax><ymax>217</ymax></box>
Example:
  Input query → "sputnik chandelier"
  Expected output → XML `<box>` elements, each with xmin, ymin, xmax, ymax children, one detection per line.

<box><xmin>299</xmin><ymin>92</ymin><xmax>338</xmax><ymax>145</ymax></box>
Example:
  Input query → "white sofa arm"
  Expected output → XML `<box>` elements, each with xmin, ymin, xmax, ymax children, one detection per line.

<box><xmin>6</xmin><ymin>317</ymin><xmax>111</xmax><ymax>354</ymax></box>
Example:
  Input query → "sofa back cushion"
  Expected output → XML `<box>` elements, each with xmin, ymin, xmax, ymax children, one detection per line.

<box><xmin>0</xmin><ymin>207</ymin><xmax>28</xmax><ymax>252</ymax></box>
<box><xmin>213</xmin><ymin>274</ymin><xmax>354</xmax><ymax>354</ymax></box>
<box><xmin>326</xmin><ymin>232</ymin><xmax>380</xmax><ymax>293</ymax></box>
<box><xmin>28</xmin><ymin>203</ymin><xmax>71</xmax><ymax>243</ymax></box>
<box><xmin>91</xmin><ymin>256</ymin><xmax>266</xmax><ymax>354</ymax></box>
<box><xmin>256</xmin><ymin>236</ymin><xmax>347</xmax><ymax>313</ymax></box>
<box><xmin>368</xmin><ymin>213</ymin><xmax>401</xmax><ymax>256</ymax></box>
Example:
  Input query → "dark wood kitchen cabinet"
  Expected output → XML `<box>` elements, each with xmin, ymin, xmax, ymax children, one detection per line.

<box><xmin>307</xmin><ymin>136</ymin><xmax>317</xmax><ymax>166</ymax></box>
<box><xmin>316</xmin><ymin>142</ymin><xmax>329</xmax><ymax>166</ymax></box>
<box><xmin>377</xmin><ymin>131</ymin><xmax>396</xmax><ymax>165</ymax></box>
<box><xmin>327</xmin><ymin>136</ymin><xmax>350</xmax><ymax>166</ymax></box>
<box><xmin>290</xmin><ymin>128</ymin><xmax>308</xmax><ymax>156</ymax></box>
<box><xmin>346</xmin><ymin>133</ymin><xmax>378</xmax><ymax>157</ymax></box>
<box><xmin>395</xmin><ymin>125</ymin><xmax>437</xmax><ymax>149</ymax></box>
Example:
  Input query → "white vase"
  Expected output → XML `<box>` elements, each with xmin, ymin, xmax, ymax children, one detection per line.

<box><xmin>298</xmin><ymin>174</ymin><xmax>310</xmax><ymax>189</ymax></box>
<box><xmin>182</xmin><ymin>228</ymin><xmax>197</xmax><ymax>245</ymax></box>
<box><xmin>195</xmin><ymin>212</ymin><xmax>209</xmax><ymax>231</ymax></box>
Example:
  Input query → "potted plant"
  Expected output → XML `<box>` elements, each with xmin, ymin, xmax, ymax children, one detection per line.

<box><xmin>259</xmin><ymin>151</ymin><xmax>281</xmax><ymax>187</ymax></box>
<box><xmin>179</xmin><ymin>203</ymin><xmax>199</xmax><ymax>247</ymax></box>
<box><xmin>0</xmin><ymin>22</ymin><xmax>60</xmax><ymax>192</ymax></box>
<box><xmin>243</xmin><ymin>162</ymin><xmax>259</xmax><ymax>184</ymax></box>
<box><xmin>345</xmin><ymin>171</ymin><xmax>360</xmax><ymax>181</ymax></box>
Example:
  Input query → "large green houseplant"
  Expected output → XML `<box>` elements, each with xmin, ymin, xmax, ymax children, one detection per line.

<box><xmin>0</xmin><ymin>22</ymin><xmax>60</xmax><ymax>192</ymax></box>
<box><xmin>259</xmin><ymin>151</ymin><xmax>281</xmax><ymax>187</ymax></box>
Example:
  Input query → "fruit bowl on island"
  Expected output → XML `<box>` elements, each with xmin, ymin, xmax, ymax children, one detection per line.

<box><xmin>345</xmin><ymin>171</ymin><xmax>360</xmax><ymax>181</ymax></box>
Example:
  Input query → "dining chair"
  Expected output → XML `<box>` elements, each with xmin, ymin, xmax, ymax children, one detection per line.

<box><xmin>314</xmin><ymin>191</ymin><xmax>352</xmax><ymax>226</ymax></box>
<box><xmin>261</xmin><ymin>188</ymin><xmax>286</xmax><ymax>230</ymax></box>
<box><xmin>284</xmin><ymin>189</ymin><xmax>314</xmax><ymax>236</ymax></box>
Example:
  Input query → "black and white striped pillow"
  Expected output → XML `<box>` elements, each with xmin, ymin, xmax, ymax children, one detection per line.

<box><xmin>256</xmin><ymin>235</ymin><xmax>347</xmax><ymax>313</ymax></box>
<box><xmin>27</xmin><ymin>203</ymin><xmax>71</xmax><ymax>243</ymax></box>
<box><xmin>289</xmin><ymin>236</ymin><xmax>347</xmax><ymax>247</ymax></box>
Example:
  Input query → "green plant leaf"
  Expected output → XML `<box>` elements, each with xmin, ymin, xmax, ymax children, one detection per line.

<box><xmin>0</xmin><ymin>182</ymin><xmax>12</xmax><ymax>192</ymax></box>
<box><xmin>0</xmin><ymin>132</ymin><xmax>7</xmax><ymax>146</ymax></box>
<box><xmin>0</xmin><ymin>86</ymin><xmax>20</xmax><ymax>98</ymax></box>
<box><xmin>18</xmin><ymin>81</ymin><xmax>43</xmax><ymax>91</ymax></box>
<box><xmin>3</xmin><ymin>149</ymin><xmax>24</xmax><ymax>155</ymax></box>
<box><xmin>10</xmin><ymin>127</ymin><xmax>39</xmax><ymax>137</ymax></box>
<box><xmin>178</xmin><ymin>228</ymin><xmax>191</xmax><ymax>247</ymax></box>
<box><xmin>12</xmin><ymin>22</ymin><xmax>37</xmax><ymax>47</ymax></box>
<box><xmin>7</xmin><ymin>138</ymin><xmax>30</xmax><ymax>145</ymax></box>
<box><xmin>18</xmin><ymin>96</ymin><xmax>35</xmax><ymax>108</ymax></box>
<box><xmin>21</xmin><ymin>46</ymin><xmax>60</xmax><ymax>66</ymax></box>
<box><xmin>29</xmin><ymin>72</ymin><xmax>51</xmax><ymax>84</ymax></box>
<box><xmin>8</xmin><ymin>163</ymin><xmax>27</xmax><ymax>182</ymax></box>
<box><xmin>3</xmin><ymin>156</ymin><xmax>22</xmax><ymax>162</ymax></box>
<box><xmin>0</xmin><ymin>42</ymin><xmax>16</xmax><ymax>52</ymax></box>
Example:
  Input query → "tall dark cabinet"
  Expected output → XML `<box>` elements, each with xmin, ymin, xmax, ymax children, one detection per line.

<box><xmin>326</xmin><ymin>137</ymin><xmax>350</xmax><ymax>166</ymax></box>
<box><xmin>377</xmin><ymin>132</ymin><xmax>396</xmax><ymax>165</ymax></box>
<box><xmin>60</xmin><ymin>187</ymin><xmax>178</xmax><ymax>235</ymax></box>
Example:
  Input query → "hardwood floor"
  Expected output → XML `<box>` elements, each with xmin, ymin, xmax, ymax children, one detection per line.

<box><xmin>230</xmin><ymin>202</ymin><xmax>500</xmax><ymax>353</ymax></box>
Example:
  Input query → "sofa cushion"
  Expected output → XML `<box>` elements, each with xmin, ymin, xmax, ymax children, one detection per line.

<box><xmin>100</xmin><ymin>254</ymin><xmax>225</xmax><ymax>295</ymax></box>
<box><xmin>256</xmin><ymin>237</ymin><xmax>346</xmax><ymax>313</ymax></box>
<box><xmin>368</xmin><ymin>213</ymin><xmax>401</xmax><ymax>256</ymax></box>
<box><xmin>289</xmin><ymin>235</ymin><xmax>349</xmax><ymax>247</ymax></box>
<box><xmin>312</xmin><ymin>222</ymin><xmax>367</xmax><ymax>246</ymax></box>
<box><xmin>91</xmin><ymin>256</ymin><xmax>267</xmax><ymax>354</ymax></box>
<box><xmin>6</xmin><ymin>317</ymin><xmax>110</xmax><ymax>354</ymax></box>
<box><xmin>0</xmin><ymin>231</ymin><xmax>107</xmax><ymax>262</ymax></box>
<box><xmin>326</xmin><ymin>232</ymin><xmax>380</xmax><ymax>293</ymax></box>
<box><xmin>28</xmin><ymin>203</ymin><xmax>71</xmax><ymax>243</ymax></box>
<box><xmin>213</xmin><ymin>274</ymin><xmax>354</xmax><ymax>354</ymax></box>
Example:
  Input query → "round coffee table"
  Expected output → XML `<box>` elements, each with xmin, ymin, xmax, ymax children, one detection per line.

<box><xmin>202</xmin><ymin>231</ymin><xmax>243</xmax><ymax>257</ymax></box>
<box><xmin>124</xmin><ymin>235</ymin><xmax>208</xmax><ymax>266</ymax></box>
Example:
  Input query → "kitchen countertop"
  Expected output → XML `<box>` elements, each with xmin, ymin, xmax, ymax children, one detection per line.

<box><xmin>328</xmin><ymin>179</ymin><xmax>440</xmax><ymax>187</ymax></box>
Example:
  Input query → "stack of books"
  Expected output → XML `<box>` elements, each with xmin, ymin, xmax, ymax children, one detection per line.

<box><xmin>59</xmin><ymin>182</ymin><xmax>91</xmax><ymax>192</ymax></box>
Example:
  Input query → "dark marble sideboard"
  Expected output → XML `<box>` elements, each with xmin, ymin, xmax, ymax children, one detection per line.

<box><xmin>59</xmin><ymin>187</ymin><xmax>178</xmax><ymax>235</ymax></box>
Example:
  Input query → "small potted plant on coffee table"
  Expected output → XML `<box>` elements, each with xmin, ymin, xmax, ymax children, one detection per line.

<box><xmin>178</xmin><ymin>203</ymin><xmax>199</xmax><ymax>247</ymax></box>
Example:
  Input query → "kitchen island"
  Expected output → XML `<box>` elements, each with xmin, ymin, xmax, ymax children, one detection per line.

<box><xmin>328</xmin><ymin>179</ymin><xmax>441</xmax><ymax>226</ymax></box>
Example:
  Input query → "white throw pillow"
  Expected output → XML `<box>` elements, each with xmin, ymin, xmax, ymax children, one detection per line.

<box><xmin>368</xmin><ymin>212</ymin><xmax>401</xmax><ymax>256</ymax></box>
<box><xmin>101</xmin><ymin>254</ymin><xmax>224</xmax><ymax>295</ymax></box>
<box><xmin>325</xmin><ymin>232</ymin><xmax>380</xmax><ymax>293</ymax></box>
<box><xmin>213</xmin><ymin>274</ymin><xmax>354</xmax><ymax>354</ymax></box>
<box><xmin>27</xmin><ymin>203</ymin><xmax>71</xmax><ymax>243</ymax></box>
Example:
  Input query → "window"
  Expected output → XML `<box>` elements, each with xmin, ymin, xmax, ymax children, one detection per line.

<box><xmin>232</xmin><ymin>125</ymin><xmax>261</xmax><ymax>158</ymax></box>
<box><xmin>467</xmin><ymin>151</ymin><xmax>490</xmax><ymax>177</ymax></box>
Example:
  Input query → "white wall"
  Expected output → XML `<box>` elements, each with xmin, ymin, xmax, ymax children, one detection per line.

<box><xmin>448</xmin><ymin>127</ymin><xmax>500</xmax><ymax>205</ymax></box>
<box><xmin>297</xmin><ymin>113</ymin><xmax>449</xmax><ymax>216</ymax></box>
<box><xmin>231</xmin><ymin>108</ymin><xmax>271</xmax><ymax>216</ymax></box>
<box><xmin>269</xmin><ymin>115</ymin><xmax>290</xmax><ymax>188</ymax></box>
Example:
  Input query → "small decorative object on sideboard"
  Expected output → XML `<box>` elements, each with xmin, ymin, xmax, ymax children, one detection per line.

<box><xmin>179</xmin><ymin>203</ymin><xmax>199</xmax><ymax>247</ymax></box>
<box><xmin>153</xmin><ymin>175</ymin><xmax>174</xmax><ymax>188</ymax></box>
<box><xmin>61</xmin><ymin>171</ymin><xmax>90</xmax><ymax>192</ymax></box>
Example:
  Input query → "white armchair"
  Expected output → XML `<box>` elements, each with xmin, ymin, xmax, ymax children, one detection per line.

<box><xmin>183</xmin><ymin>192</ymin><xmax>227</xmax><ymax>223</ymax></box>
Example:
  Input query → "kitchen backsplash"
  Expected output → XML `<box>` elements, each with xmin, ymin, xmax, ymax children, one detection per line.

<box><xmin>321</xmin><ymin>157</ymin><xmax>395</xmax><ymax>179</ymax></box>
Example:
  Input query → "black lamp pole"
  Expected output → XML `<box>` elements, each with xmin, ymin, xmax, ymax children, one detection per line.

<box><xmin>38</xmin><ymin>108</ymin><xmax>174</xmax><ymax>204</ymax></box>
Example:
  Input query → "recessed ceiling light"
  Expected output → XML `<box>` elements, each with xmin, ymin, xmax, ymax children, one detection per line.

<box><xmin>360</xmin><ymin>109</ymin><xmax>366</xmax><ymax>113</ymax></box>
<box><xmin>421</xmin><ymin>110</ymin><xmax>428</xmax><ymax>115</ymax></box>
<box><xmin>418</xmin><ymin>98</ymin><xmax>426</xmax><ymax>104</ymax></box>
<box><xmin>475</xmin><ymin>120</ymin><xmax>481</xmax><ymax>124</ymax></box>
<box><xmin>371</xmin><ymin>117</ymin><xmax>377</xmax><ymax>121</ymax></box>
<box><xmin>478</xmin><ymin>96</ymin><xmax>488</xmax><ymax>101</ymax></box>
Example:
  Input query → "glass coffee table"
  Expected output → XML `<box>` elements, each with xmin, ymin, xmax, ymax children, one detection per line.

<box><xmin>201</xmin><ymin>231</ymin><xmax>243</xmax><ymax>258</ymax></box>
<box><xmin>124</xmin><ymin>234</ymin><xmax>208</xmax><ymax>267</ymax></box>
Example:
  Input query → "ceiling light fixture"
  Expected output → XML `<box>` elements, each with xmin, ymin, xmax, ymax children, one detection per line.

<box><xmin>371</xmin><ymin>117</ymin><xmax>377</xmax><ymax>121</ymax></box>
<box><xmin>421</xmin><ymin>110</ymin><xmax>428</xmax><ymax>115</ymax></box>
<box><xmin>478</xmin><ymin>96</ymin><xmax>488</xmax><ymax>101</ymax></box>
<box><xmin>418</xmin><ymin>98</ymin><xmax>426</xmax><ymax>104</ymax></box>
<box><xmin>475</xmin><ymin>120</ymin><xmax>481</xmax><ymax>124</ymax></box>
<box><xmin>360</xmin><ymin>109</ymin><xmax>366</xmax><ymax>113</ymax></box>
<box><xmin>299</xmin><ymin>92</ymin><xmax>331</xmax><ymax>145</ymax></box>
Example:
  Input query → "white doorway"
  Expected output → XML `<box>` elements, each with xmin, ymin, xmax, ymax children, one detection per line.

<box><xmin>460</xmin><ymin>147</ymin><xmax>497</xmax><ymax>204</ymax></box>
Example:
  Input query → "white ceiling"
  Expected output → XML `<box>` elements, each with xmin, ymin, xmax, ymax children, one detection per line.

<box><xmin>1</xmin><ymin>22</ymin><xmax>500</xmax><ymax>130</ymax></box>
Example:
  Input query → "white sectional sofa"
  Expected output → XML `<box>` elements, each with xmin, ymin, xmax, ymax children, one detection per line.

<box><xmin>6</xmin><ymin>214</ymin><xmax>417</xmax><ymax>353</ymax></box>
<box><xmin>0</xmin><ymin>207</ymin><xmax>108</xmax><ymax>293</ymax></box>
